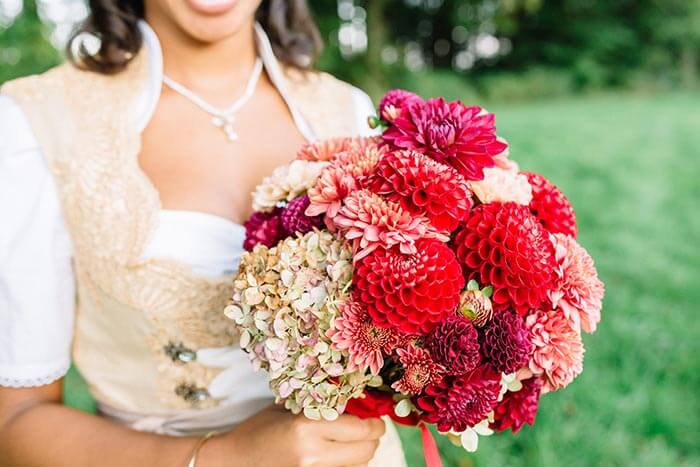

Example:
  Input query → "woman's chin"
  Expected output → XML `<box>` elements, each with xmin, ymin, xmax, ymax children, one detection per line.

<box><xmin>185</xmin><ymin>0</ymin><xmax>238</xmax><ymax>15</ymax></box>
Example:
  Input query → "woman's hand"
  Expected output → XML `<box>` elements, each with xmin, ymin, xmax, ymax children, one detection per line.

<box><xmin>203</xmin><ymin>404</ymin><xmax>386</xmax><ymax>467</ymax></box>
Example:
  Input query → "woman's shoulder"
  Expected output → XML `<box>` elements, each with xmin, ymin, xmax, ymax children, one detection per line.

<box><xmin>1</xmin><ymin>62</ymin><xmax>79</xmax><ymax>103</ymax></box>
<box><xmin>279</xmin><ymin>65</ymin><xmax>377</xmax><ymax>137</ymax></box>
<box><xmin>281</xmin><ymin>66</ymin><xmax>371</xmax><ymax>100</ymax></box>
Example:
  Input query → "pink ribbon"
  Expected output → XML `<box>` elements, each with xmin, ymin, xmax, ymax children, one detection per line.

<box><xmin>419</xmin><ymin>423</ymin><xmax>443</xmax><ymax>467</ymax></box>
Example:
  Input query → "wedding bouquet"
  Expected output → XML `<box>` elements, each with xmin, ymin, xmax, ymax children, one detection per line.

<box><xmin>224</xmin><ymin>89</ymin><xmax>604</xmax><ymax>463</ymax></box>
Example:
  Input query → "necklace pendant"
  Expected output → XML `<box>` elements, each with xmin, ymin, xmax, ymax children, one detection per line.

<box><xmin>212</xmin><ymin>114</ymin><xmax>238</xmax><ymax>142</ymax></box>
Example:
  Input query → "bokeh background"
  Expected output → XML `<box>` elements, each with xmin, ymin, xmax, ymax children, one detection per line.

<box><xmin>2</xmin><ymin>1</ymin><xmax>699</xmax><ymax>466</ymax></box>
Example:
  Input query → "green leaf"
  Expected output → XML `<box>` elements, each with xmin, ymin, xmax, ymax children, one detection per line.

<box><xmin>467</xmin><ymin>280</ymin><xmax>480</xmax><ymax>291</ymax></box>
<box><xmin>482</xmin><ymin>286</ymin><xmax>493</xmax><ymax>298</ymax></box>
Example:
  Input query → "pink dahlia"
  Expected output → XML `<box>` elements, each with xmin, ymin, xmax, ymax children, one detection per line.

<box><xmin>280</xmin><ymin>195</ymin><xmax>324</xmax><ymax>235</ymax></box>
<box><xmin>525</xmin><ymin>308</ymin><xmax>584</xmax><ymax>392</ymax></box>
<box><xmin>452</xmin><ymin>202</ymin><xmax>557</xmax><ymax>315</ymax></box>
<box><xmin>525</xmin><ymin>172</ymin><xmax>578</xmax><ymax>237</ymax></box>
<box><xmin>391</xmin><ymin>345</ymin><xmax>444</xmax><ymax>395</ymax></box>
<box><xmin>333</xmin><ymin>189</ymin><xmax>448</xmax><ymax>260</ymax></box>
<box><xmin>296</xmin><ymin>136</ymin><xmax>379</xmax><ymax>162</ymax></box>
<box><xmin>378</xmin><ymin>89</ymin><xmax>423</xmax><ymax>123</ymax></box>
<box><xmin>353</xmin><ymin>239</ymin><xmax>464</xmax><ymax>334</ymax></box>
<box><xmin>243</xmin><ymin>208</ymin><xmax>286</xmax><ymax>251</ymax></box>
<box><xmin>382</xmin><ymin>97</ymin><xmax>507</xmax><ymax>181</ymax></box>
<box><xmin>425</xmin><ymin>315</ymin><xmax>482</xmax><ymax>376</ymax></box>
<box><xmin>417</xmin><ymin>366</ymin><xmax>501</xmax><ymax>433</ymax></box>
<box><xmin>367</xmin><ymin>150</ymin><xmax>473</xmax><ymax>232</ymax></box>
<box><xmin>491</xmin><ymin>377</ymin><xmax>542</xmax><ymax>433</ymax></box>
<box><xmin>327</xmin><ymin>299</ymin><xmax>402</xmax><ymax>375</ymax></box>
<box><xmin>481</xmin><ymin>311</ymin><xmax>533</xmax><ymax>374</ymax></box>
<box><xmin>306</xmin><ymin>143</ymin><xmax>385</xmax><ymax>219</ymax></box>
<box><xmin>549</xmin><ymin>233</ymin><xmax>604</xmax><ymax>333</ymax></box>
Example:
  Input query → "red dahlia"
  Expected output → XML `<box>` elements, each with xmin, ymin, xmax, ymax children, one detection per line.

<box><xmin>353</xmin><ymin>239</ymin><xmax>464</xmax><ymax>334</ymax></box>
<box><xmin>425</xmin><ymin>315</ymin><xmax>482</xmax><ymax>375</ymax></box>
<box><xmin>382</xmin><ymin>98</ymin><xmax>507</xmax><ymax>181</ymax></box>
<box><xmin>367</xmin><ymin>150</ymin><xmax>473</xmax><ymax>232</ymax></box>
<box><xmin>243</xmin><ymin>208</ymin><xmax>286</xmax><ymax>251</ymax></box>
<box><xmin>480</xmin><ymin>311</ymin><xmax>533</xmax><ymax>374</ymax></box>
<box><xmin>280</xmin><ymin>195</ymin><xmax>324</xmax><ymax>235</ymax></box>
<box><xmin>452</xmin><ymin>202</ymin><xmax>557</xmax><ymax>315</ymax></box>
<box><xmin>416</xmin><ymin>366</ymin><xmax>501</xmax><ymax>433</ymax></box>
<box><xmin>525</xmin><ymin>172</ymin><xmax>578</xmax><ymax>237</ymax></box>
<box><xmin>345</xmin><ymin>389</ymin><xmax>420</xmax><ymax>426</ymax></box>
<box><xmin>491</xmin><ymin>377</ymin><xmax>542</xmax><ymax>433</ymax></box>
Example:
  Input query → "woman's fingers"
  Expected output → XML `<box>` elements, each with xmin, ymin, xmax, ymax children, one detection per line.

<box><xmin>323</xmin><ymin>440</ymin><xmax>380</xmax><ymax>466</ymax></box>
<box><xmin>321</xmin><ymin>415</ymin><xmax>386</xmax><ymax>442</ymax></box>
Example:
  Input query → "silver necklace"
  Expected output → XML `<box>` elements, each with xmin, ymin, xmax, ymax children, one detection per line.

<box><xmin>162</xmin><ymin>58</ymin><xmax>263</xmax><ymax>142</ymax></box>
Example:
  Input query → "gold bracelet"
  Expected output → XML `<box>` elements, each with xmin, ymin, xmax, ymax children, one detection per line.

<box><xmin>187</xmin><ymin>431</ymin><xmax>218</xmax><ymax>467</ymax></box>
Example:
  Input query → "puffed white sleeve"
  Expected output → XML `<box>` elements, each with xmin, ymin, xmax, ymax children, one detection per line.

<box><xmin>351</xmin><ymin>87</ymin><xmax>380</xmax><ymax>137</ymax></box>
<box><xmin>0</xmin><ymin>94</ymin><xmax>75</xmax><ymax>387</ymax></box>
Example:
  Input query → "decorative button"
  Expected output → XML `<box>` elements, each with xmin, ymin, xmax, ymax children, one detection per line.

<box><xmin>175</xmin><ymin>383</ymin><xmax>210</xmax><ymax>403</ymax></box>
<box><xmin>164</xmin><ymin>342</ymin><xmax>197</xmax><ymax>364</ymax></box>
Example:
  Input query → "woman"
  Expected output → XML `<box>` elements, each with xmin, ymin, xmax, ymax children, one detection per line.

<box><xmin>0</xmin><ymin>0</ymin><xmax>406</xmax><ymax>465</ymax></box>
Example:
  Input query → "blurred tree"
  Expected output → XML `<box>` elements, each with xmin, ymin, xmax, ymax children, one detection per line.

<box><xmin>0</xmin><ymin>0</ymin><xmax>61</xmax><ymax>83</ymax></box>
<box><xmin>1</xmin><ymin>0</ymin><xmax>698</xmax><ymax>95</ymax></box>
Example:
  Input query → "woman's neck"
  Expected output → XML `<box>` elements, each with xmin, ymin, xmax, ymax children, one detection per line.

<box><xmin>145</xmin><ymin>13</ymin><xmax>259</xmax><ymax>102</ymax></box>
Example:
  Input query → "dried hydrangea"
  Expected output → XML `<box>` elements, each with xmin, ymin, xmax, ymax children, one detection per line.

<box><xmin>252</xmin><ymin>160</ymin><xmax>328</xmax><ymax>212</ymax></box>
<box><xmin>226</xmin><ymin>230</ymin><xmax>379</xmax><ymax>420</ymax></box>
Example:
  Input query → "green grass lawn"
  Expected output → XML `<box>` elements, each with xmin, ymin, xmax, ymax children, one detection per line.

<box><xmin>64</xmin><ymin>92</ymin><xmax>700</xmax><ymax>467</ymax></box>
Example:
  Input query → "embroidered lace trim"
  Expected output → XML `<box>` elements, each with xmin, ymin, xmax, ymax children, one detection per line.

<box><xmin>0</xmin><ymin>362</ymin><xmax>70</xmax><ymax>388</ymax></box>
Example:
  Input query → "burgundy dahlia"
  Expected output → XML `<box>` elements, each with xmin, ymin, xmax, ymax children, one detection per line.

<box><xmin>353</xmin><ymin>239</ymin><xmax>464</xmax><ymax>334</ymax></box>
<box><xmin>481</xmin><ymin>311</ymin><xmax>534</xmax><ymax>374</ymax></box>
<box><xmin>382</xmin><ymin>97</ymin><xmax>507</xmax><ymax>181</ymax></box>
<box><xmin>525</xmin><ymin>172</ymin><xmax>578</xmax><ymax>238</ymax></box>
<box><xmin>416</xmin><ymin>366</ymin><xmax>501</xmax><ymax>433</ymax></box>
<box><xmin>379</xmin><ymin>89</ymin><xmax>423</xmax><ymax>122</ymax></box>
<box><xmin>243</xmin><ymin>208</ymin><xmax>286</xmax><ymax>251</ymax></box>
<box><xmin>280</xmin><ymin>195</ymin><xmax>324</xmax><ymax>235</ymax></box>
<box><xmin>367</xmin><ymin>150</ymin><xmax>473</xmax><ymax>232</ymax></box>
<box><xmin>452</xmin><ymin>202</ymin><xmax>557</xmax><ymax>315</ymax></box>
<box><xmin>491</xmin><ymin>377</ymin><xmax>542</xmax><ymax>433</ymax></box>
<box><xmin>425</xmin><ymin>315</ymin><xmax>482</xmax><ymax>376</ymax></box>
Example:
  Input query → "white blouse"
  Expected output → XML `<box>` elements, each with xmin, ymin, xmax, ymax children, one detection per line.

<box><xmin>0</xmin><ymin>21</ymin><xmax>377</xmax><ymax>390</ymax></box>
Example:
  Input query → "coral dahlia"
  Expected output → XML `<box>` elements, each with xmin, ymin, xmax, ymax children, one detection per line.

<box><xmin>382</xmin><ymin>97</ymin><xmax>507</xmax><ymax>181</ymax></box>
<box><xmin>425</xmin><ymin>315</ymin><xmax>482</xmax><ymax>376</ymax></box>
<box><xmin>525</xmin><ymin>308</ymin><xmax>584</xmax><ymax>392</ymax></box>
<box><xmin>549</xmin><ymin>233</ymin><xmax>604</xmax><ymax>333</ymax></box>
<box><xmin>280</xmin><ymin>195</ymin><xmax>324</xmax><ymax>235</ymax></box>
<box><xmin>333</xmin><ymin>189</ymin><xmax>448</xmax><ymax>260</ymax></box>
<box><xmin>296</xmin><ymin>136</ymin><xmax>377</xmax><ymax>162</ymax></box>
<box><xmin>353</xmin><ymin>239</ymin><xmax>464</xmax><ymax>334</ymax></box>
<box><xmin>481</xmin><ymin>311</ymin><xmax>534</xmax><ymax>374</ymax></box>
<box><xmin>452</xmin><ymin>202</ymin><xmax>557</xmax><ymax>315</ymax></box>
<box><xmin>327</xmin><ymin>299</ymin><xmax>401</xmax><ymax>375</ymax></box>
<box><xmin>243</xmin><ymin>208</ymin><xmax>286</xmax><ymax>251</ymax></box>
<box><xmin>525</xmin><ymin>172</ymin><xmax>578</xmax><ymax>237</ymax></box>
<box><xmin>392</xmin><ymin>345</ymin><xmax>444</xmax><ymax>395</ymax></box>
<box><xmin>417</xmin><ymin>366</ymin><xmax>501</xmax><ymax>433</ymax></box>
<box><xmin>306</xmin><ymin>142</ymin><xmax>385</xmax><ymax>219</ymax></box>
<box><xmin>491</xmin><ymin>377</ymin><xmax>542</xmax><ymax>433</ymax></box>
<box><xmin>367</xmin><ymin>150</ymin><xmax>473</xmax><ymax>232</ymax></box>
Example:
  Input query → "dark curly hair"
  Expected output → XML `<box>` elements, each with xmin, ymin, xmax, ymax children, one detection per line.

<box><xmin>68</xmin><ymin>0</ymin><xmax>322</xmax><ymax>74</ymax></box>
